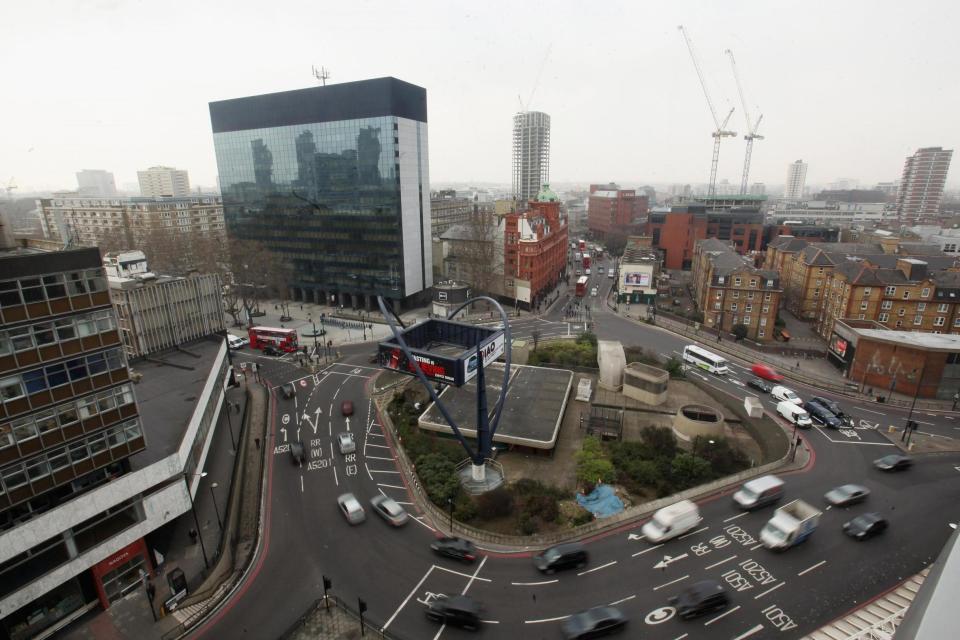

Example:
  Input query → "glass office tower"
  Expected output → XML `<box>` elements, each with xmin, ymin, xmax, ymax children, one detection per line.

<box><xmin>209</xmin><ymin>77</ymin><xmax>432</xmax><ymax>310</ymax></box>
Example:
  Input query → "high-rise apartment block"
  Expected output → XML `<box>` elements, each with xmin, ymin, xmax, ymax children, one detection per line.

<box><xmin>512</xmin><ymin>111</ymin><xmax>550</xmax><ymax>204</ymax></box>
<box><xmin>209</xmin><ymin>77</ymin><xmax>432</xmax><ymax>310</ymax></box>
<box><xmin>137</xmin><ymin>166</ymin><xmax>191</xmax><ymax>197</ymax></box>
<box><xmin>587</xmin><ymin>184</ymin><xmax>647</xmax><ymax>239</ymax></box>
<box><xmin>783</xmin><ymin>160</ymin><xmax>807</xmax><ymax>201</ymax></box>
<box><xmin>896</xmin><ymin>147</ymin><xmax>953</xmax><ymax>220</ymax></box>
<box><xmin>75</xmin><ymin>170</ymin><xmax>117</xmax><ymax>197</ymax></box>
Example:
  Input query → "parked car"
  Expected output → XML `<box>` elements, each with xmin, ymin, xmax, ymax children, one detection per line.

<box><xmin>280</xmin><ymin>382</ymin><xmax>296</xmax><ymax>399</ymax></box>
<box><xmin>533</xmin><ymin>542</ymin><xmax>588</xmax><ymax>574</ymax></box>
<box><xmin>874</xmin><ymin>454</ymin><xmax>912</xmax><ymax>471</ymax></box>
<box><xmin>843</xmin><ymin>513</ymin><xmax>888</xmax><ymax>540</ymax></box>
<box><xmin>751</xmin><ymin>363</ymin><xmax>784</xmax><ymax>382</ymax></box>
<box><xmin>430</xmin><ymin>537</ymin><xmax>477</xmax><ymax>563</ymax></box>
<box><xmin>669</xmin><ymin>580</ymin><xmax>730</xmax><ymax>620</ymax></box>
<box><xmin>370</xmin><ymin>494</ymin><xmax>409</xmax><ymax>526</ymax></box>
<box><xmin>810</xmin><ymin>396</ymin><xmax>845</xmax><ymax>418</ymax></box>
<box><xmin>337</xmin><ymin>493</ymin><xmax>366</xmax><ymax>524</ymax></box>
<box><xmin>771</xmin><ymin>385</ymin><xmax>802</xmax><ymax>405</ymax></box>
<box><xmin>803</xmin><ymin>401</ymin><xmax>843</xmax><ymax>429</ymax></box>
<box><xmin>561</xmin><ymin>606</ymin><xmax>627</xmax><ymax>639</ymax></box>
<box><xmin>337</xmin><ymin>432</ymin><xmax>356</xmax><ymax>454</ymax></box>
<box><xmin>341</xmin><ymin>400</ymin><xmax>354</xmax><ymax>416</ymax></box>
<box><xmin>227</xmin><ymin>335</ymin><xmax>249</xmax><ymax>349</ymax></box>
<box><xmin>290</xmin><ymin>440</ymin><xmax>305</xmax><ymax>465</ymax></box>
<box><xmin>747</xmin><ymin>378</ymin><xmax>773</xmax><ymax>393</ymax></box>
<box><xmin>424</xmin><ymin>595</ymin><xmax>481</xmax><ymax>630</ymax></box>
<box><xmin>824</xmin><ymin>484</ymin><xmax>870</xmax><ymax>507</ymax></box>
<box><xmin>263</xmin><ymin>345</ymin><xmax>282</xmax><ymax>357</ymax></box>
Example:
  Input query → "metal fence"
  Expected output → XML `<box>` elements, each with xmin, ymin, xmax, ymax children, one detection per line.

<box><xmin>280</xmin><ymin>594</ymin><xmax>403</xmax><ymax>640</ymax></box>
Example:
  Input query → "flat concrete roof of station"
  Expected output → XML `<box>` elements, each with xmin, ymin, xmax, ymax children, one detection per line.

<box><xmin>418</xmin><ymin>364</ymin><xmax>573</xmax><ymax>449</ymax></box>
<box><xmin>128</xmin><ymin>337</ymin><xmax>224</xmax><ymax>470</ymax></box>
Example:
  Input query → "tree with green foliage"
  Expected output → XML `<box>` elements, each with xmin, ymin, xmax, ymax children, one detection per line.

<box><xmin>670</xmin><ymin>453</ymin><xmax>712</xmax><ymax>488</ymax></box>
<box><xmin>416</xmin><ymin>452</ymin><xmax>461</xmax><ymax>504</ymax></box>
<box><xmin>732</xmin><ymin>323</ymin><xmax>748</xmax><ymax>341</ymax></box>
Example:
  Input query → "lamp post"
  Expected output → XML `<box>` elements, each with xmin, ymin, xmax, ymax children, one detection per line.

<box><xmin>209</xmin><ymin>482</ymin><xmax>223</xmax><ymax>534</ymax></box>
<box><xmin>184</xmin><ymin>472</ymin><xmax>210</xmax><ymax>570</ymax></box>
<box><xmin>902</xmin><ymin>364</ymin><xmax>925</xmax><ymax>446</ymax></box>
<box><xmin>361</xmin><ymin>311</ymin><xmax>367</xmax><ymax>341</ymax></box>
<box><xmin>222</xmin><ymin>386</ymin><xmax>237</xmax><ymax>451</ymax></box>
<box><xmin>447</xmin><ymin>497</ymin><xmax>454</xmax><ymax>532</ymax></box>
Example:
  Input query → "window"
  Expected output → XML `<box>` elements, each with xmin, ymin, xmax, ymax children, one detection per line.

<box><xmin>881</xmin><ymin>300</ymin><xmax>893</xmax><ymax>310</ymax></box>
<box><xmin>918</xmin><ymin>303</ymin><xmax>926</xmax><ymax>312</ymax></box>
<box><xmin>750</xmin><ymin>279</ymin><xmax>757</xmax><ymax>287</ymax></box>
<box><xmin>764</xmin><ymin>292</ymin><xmax>772</xmax><ymax>301</ymax></box>
<box><xmin>914</xmin><ymin>315</ymin><xmax>923</xmax><ymax>325</ymax></box>
<box><xmin>766</xmin><ymin>280</ymin><xmax>774</xmax><ymax>287</ymax></box>
<box><xmin>922</xmin><ymin>287</ymin><xmax>930</xmax><ymax>298</ymax></box>
<box><xmin>895</xmin><ymin>320</ymin><xmax>903</xmax><ymax>328</ymax></box>
<box><xmin>715</xmin><ymin>291</ymin><xmax>722</xmax><ymax>299</ymax></box>
<box><xmin>762</xmin><ymin>305</ymin><xmax>769</xmax><ymax>313</ymax></box>
<box><xmin>954</xmin><ymin>317</ymin><xmax>960</xmax><ymax>327</ymax></box>
<box><xmin>939</xmin><ymin>303</ymin><xmax>949</xmax><ymax>312</ymax></box>
<box><xmin>713</xmin><ymin>302</ymin><xmax>720</xmax><ymax>310</ymax></box>
<box><xmin>746</xmin><ymin>304</ymin><xmax>753</xmax><ymax>312</ymax></box>
<box><xmin>758</xmin><ymin>330</ymin><xmax>765</xmax><ymax>338</ymax></box>
<box><xmin>879</xmin><ymin>313</ymin><xmax>889</xmax><ymax>322</ymax></box>
<box><xmin>733</xmin><ymin>290</ymin><xmax>740</xmax><ymax>299</ymax></box>
<box><xmin>863</xmin><ymin>288</ymin><xmax>871</xmax><ymax>297</ymax></box>
<box><xmin>816</xmin><ymin>279</ymin><xmax>822</xmax><ymax>286</ymax></box>
<box><xmin>885</xmin><ymin>286</ymin><xmax>896</xmax><ymax>295</ymax></box>
<box><xmin>744</xmin><ymin>316</ymin><xmax>751</xmax><ymax>325</ymax></box>
<box><xmin>902</xmin><ymin>290</ymin><xmax>910</xmax><ymax>300</ymax></box>
<box><xmin>718</xmin><ymin>276</ymin><xmax>725</xmax><ymax>284</ymax></box>
<box><xmin>860</xmin><ymin>301</ymin><xmax>868</xmax><ymax>311</ymax></box>
<box><xmin>731</xmin><ymin>303</ymin><xmax>738</xmax><ymax>311</ymax></box>
<box><xmin>747</xmin><ymin>292</ymin><xmax>754</xmax><ymax>300</ymax></box>
<box><xmin>813</xmin><ymin>289</ymin><xmax>819</xmax><ymax>298</ymax></box>
<box><xmin>858</xmin><ymin>314</ymin><xmax>865</xmax><ymax>320</ymax></box>
<box><xmin>935</xmin><ymin>317</ymin><xmax>946</xmax><ymax>327</ymax></box>
<box><xmin>0</xmin><ymin>377</ymin><xmax>24</xmax><ymax>402</ymax></box>
<box><xmin>898</xmin><ymin>308</ymin><xmax>906</xmax><ymax>317</ymax></box>
<box><xmin>734</xmin><ymin>277</ymin><xmax>742</xmax><ymax>286</ymax></box>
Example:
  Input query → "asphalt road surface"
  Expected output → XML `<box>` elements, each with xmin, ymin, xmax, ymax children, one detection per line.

<box><xmin>193</xmin><ymin>284</ymin><xmax>960</xmax><ymax>639</ymax></box>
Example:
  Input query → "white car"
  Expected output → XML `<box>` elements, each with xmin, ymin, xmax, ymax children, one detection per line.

<box><xmin>337</xmin><ymin>432</ymin><xmax>356</xmax><ymax>454</ymax></box>
<box><xmin>771</xmin><ymin>385</ymin><xmax>802</xmax><ymax>405</ymax></box>
<box><xmin>227</xmin><ymin>335</ymin><xmax>249</xmax><ymax>349</ymax></box>
<box><xmin>337</xmin><ymin>493</ymin><xmax>366</xmax><ymax>524</ymax></box>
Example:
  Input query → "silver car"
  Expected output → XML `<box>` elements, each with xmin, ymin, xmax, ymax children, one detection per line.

<box><xmin>337</xmin><ymin>493</ymin><xmax>366</xmax><ymax>524</ymax></box>
<box><xmin>824</xmin><ymin>484</ymin><xmax>870</xmax><ymax>507</ymax></box>
<box><xmin>337</xmin><ymin>432</ymin><xmax>356</xmax><ymax>454</ymax></box>
<box><xmin>370</xmin><ymin>494</ymin><xmax>409</xmax><ymax>526</ymax></box>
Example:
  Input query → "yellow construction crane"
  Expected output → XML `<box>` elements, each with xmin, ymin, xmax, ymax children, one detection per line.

<box><xmin>678</xmin><ymin>25</ymin><xmax>736</xmax><ymax>197</ymax></box>
<box><xmin>726</xmin><ymin>49</ymin><xmax>764</xmax><ymax>195</ymax></box>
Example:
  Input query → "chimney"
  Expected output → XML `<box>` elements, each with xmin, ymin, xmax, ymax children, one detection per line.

<box><xmin>896</xmin><ymin>258</ymin><xmax>928</xmax><ymax>281</ymax></box>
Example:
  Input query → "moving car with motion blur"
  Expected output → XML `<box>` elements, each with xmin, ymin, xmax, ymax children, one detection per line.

<box><xmin>824</xmin><ymin>484</ymin><xmax>870</xmax><ymax>507</ymax></box>
<box><xmin>430</xmin><ymin>537</ymin><xmax>477</xmax><ymax>563</ymax></box>
<box><xmin>751</xmin><ymin>363</ymin><xmax>784</xmax><ymax>382</ymax></box>
<box><xmin>874</xmin><ymin>454</ymin><xmax>912</xmax><ymax>471</ymax></box>
<box><xmin>669</xmin><ymin>580</ymin><xmax>730</xmax><ymax>620</ymax></box>
<box><xmin>561</xmin><ymin>606</ymin><xmax>627</xmax><ymax>639</ymax></box>
<box><xmin>424</xmin><ymin>595</ymin><xmax>481</xmax><ymax>630</ymax></box>
<box><xmin>370</xmin><ymin>494</ymin><xmax>409</xmax><ymax>526</ymax></box>
<box><xmin>843</xmin><ymin>513</ymin><xmax>888</xmax><ymax>540</ymax></box>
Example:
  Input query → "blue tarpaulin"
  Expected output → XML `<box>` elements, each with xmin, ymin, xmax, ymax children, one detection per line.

<box><xmin>576</xmin><ymin>483</ymin><xmax>624</xmax><ymax>518</ymax></box>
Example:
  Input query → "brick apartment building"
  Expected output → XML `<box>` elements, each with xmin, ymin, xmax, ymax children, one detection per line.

<box><xmin>587</xmin><ymin>184</ymin><xmax>647</xmax><ymax>240</ymax></box>
<box><xmin>691</xmin><ymin>239</ymin><xmax>782</xmax><ymax>341</ymax></box>
<box><xmin>647</xmin><ymin>206</ymin><xmax>764</xmax><ymax>270</ymax></box>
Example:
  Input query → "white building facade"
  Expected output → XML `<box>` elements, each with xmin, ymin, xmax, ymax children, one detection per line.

<box><xmin>137</xmin><ymin>166</ymin><xmax>191</xmax><ymax>198</ymax></box>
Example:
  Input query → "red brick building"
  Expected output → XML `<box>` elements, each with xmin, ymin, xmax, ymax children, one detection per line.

<box><xmin>587</xmin><ymin>183</ymin><xmax>647</xmax><ymax>239</ymax></box>
<box><xmin>505</xmin><ymin>186</ymin><xmax>568</xmax><ymax>309</ymax></box>
<box><xmin>647</xmin><ymin>206</ymin><xmax>764</xmax><ymax>270</ymax></box>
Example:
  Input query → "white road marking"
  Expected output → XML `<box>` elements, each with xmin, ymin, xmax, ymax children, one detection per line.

<box><xmin>408</xmin><ymin>516</ymin><xmax>435</xmax><ymax>532</ymax></box>
<box><xmin>704</xmin><ymin>555</ymin><xmax>738</xmax><ymax>570</ymax></box>
<box><xmin>367</xmin><ymin>468</ymin><xmax>401</xmax><ymax>474</ymax></box>
<box><xmin>632</xmin><ymin>544</ymin><xmax>664</xmax><ymax>557</ymax></box>
<box><xmin>678</xmin><ymin>526</ymin><xmax>709</xmax><ymax>540</ymax></box>
<box><xmin>366</xmin><ymin>443</ymin><xmax>391</xmax><ymax>449</ymax></box>
<box><xmin>433</xmin><ymin>565</ymin><xmax>492</xmax><ymax>582</ymax></box>
<box><xmin>732</xmin><ymin>624</ymin><xmax>765</xmax><ymax>639</ymax></box>
<box><xmin>577</xmin><ymin>560</ymin><xmax>617</xmax><ymax>575</ymax></box>
<box><xmin>300</xmin><ymin>476</ymin><xmax>304</xmax><ymax>493</ymax></box>
<box><xmin>704</xmin><ymin>604</ymin><xmax>741</xmax><ymax>626</ymax></box>
<box><xmin>653</xmin><ymin>575</ymin><xmax>690</xmax><ymax>591</ymax></box>
<box><xmin>750</xmin><ymin>543</ymin><xmax>764</xmax><ymax>550</ymax></box>
<box><xmin>860</xmin><ymin>408</ymin><xmax>885</xmax><ymax>415</ymax></box>
<box><xmin>723</xmin><ymin>512</ymin><xmax>749</xmax><ymax>523</ymax></box>
<box><xmin>377</xmin><ymin>483</ymin><xmax>407</xmax><ymax>490</ymax></box>
<box><xmin>462</xmin><ymin>556</ymin><xmax>488</xmax><ymax>594</ymax></box>
<box><xmin>754</xmin><ymin>581</ymin><xmax>785</xmax><ymax>599</ymax></box>
<box><xmin>383</xmin><ymin>566</ymin><xmax>434</xmax><ymax>630</ymax></box>
<box><xmin>364</xmin><ymin>463</ymin><xmax>373</xmax><ymax>481</ymax></box>
<box><xmin>364</xmin><ymin>455</ymin><xmax>395</xmax><ymax>461</ymax></box>
<box><xmin>511</xmin><ymin>579</ymin><xmax>558</xmax><ymax>586</ymax></box>
<box><xmin>525</xmin><ymin>614</ymin><xmax>571</xmax><ymax>624</ymax></box>
<box><xmin>608</xmin><ymin>594</ymin><xmax>636</xmax><ymax>606</ymax></box>
<box><xmin>798</xmin><ymin>560</ymin><xmax>827</xmax><ymax>576</ymax></box>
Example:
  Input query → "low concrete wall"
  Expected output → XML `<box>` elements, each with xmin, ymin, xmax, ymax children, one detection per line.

<box><xmin>623</xmin><ymin>362</ymin><xmax>668</xmax><ymax>405</ymax></box>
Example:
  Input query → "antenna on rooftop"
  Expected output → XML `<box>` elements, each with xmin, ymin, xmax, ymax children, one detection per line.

<box><xmin>312</xmin><ymin>65</ymin><xmax>331</xmax><ymax>86</ymax></box>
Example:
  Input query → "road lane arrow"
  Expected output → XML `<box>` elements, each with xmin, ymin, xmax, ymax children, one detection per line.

<box><xmin>654</xmin><ymin>553</ymin><xmax>688</xmax><ymax>570</ymax></box>
<box><xmin>301</xmin><ymin>412</ymin><xmax>317</xmax><ymax>434</ymax></box>
<box><xmin>628</xmin><ymin>533</ymin><xmax>645</xmax><ymax>541</ymax></box>
<box><xmin>345</xmin><ymin>416</ymin><xmax>351</xmax><ymax>432</ymax></box>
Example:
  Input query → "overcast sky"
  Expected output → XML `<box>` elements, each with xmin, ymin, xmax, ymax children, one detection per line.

<box><xmin>3</xmin><ymin>0</ymin><xmax>958</xmax><ymax>193</ymax></box>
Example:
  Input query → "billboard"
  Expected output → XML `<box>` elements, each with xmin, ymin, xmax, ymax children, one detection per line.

<box><xmin>378</xmin><ymin>345</ymin><xmax>459</xmax><ymax>384</ymax></box>
<box><xmin>462</xmin><ymin>333</ymin><xmax>506</xmax><ymax>383</ymax></box>
<box><xmin>623</xmin><ymin>272</ymin><xmax>651</xmax><ymax>287</ymax></box>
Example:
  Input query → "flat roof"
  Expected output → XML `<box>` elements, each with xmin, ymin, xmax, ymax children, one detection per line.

<box><xmin>418</xmin><ymin>364</ymin><xmax>573</xmax><ymax>449</ymax></box>
<box><xmin>856</xmin><ymin>329</ymin><xmax>960</xmax><ymax>352</ymax></box>
<box><xmin>127</xmin><ymin>337</ymin><xmax>223</xmax><ymax>470</ymax></box>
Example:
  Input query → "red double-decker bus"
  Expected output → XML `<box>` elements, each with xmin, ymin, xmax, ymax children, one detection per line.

<box><xmin>582</xmin><ymin>252</ymin><xmax>591</xmax><ymax>270</ymax></box>
<box><xmin>575</xmin><ymin>276</ymin><xmax>589</xmax><ymax>297</ymax></box>
<box><xmin>248</xmin><ymin>326</ymin><xmax>299</xmax><ymax>352</ymax></box>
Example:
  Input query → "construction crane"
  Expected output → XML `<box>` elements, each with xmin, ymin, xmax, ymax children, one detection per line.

<box><xmin>678</xmin><ymin>25</ymin><xmax>736</xmax><ymax>197</ymax></box>
<box><xmin>726</xmin><ymin>49</ymin><xmax>764</xmax><ymax>195</ymax></box>
<box><xmin>311</xmin><ymin>65</ymin><xmax>330</xmax><ymax>86</ymax></box>
<box><xmin>5</xmin><ymin>177</ymin><xmax>17</xmax><ymax>199</ymax></box>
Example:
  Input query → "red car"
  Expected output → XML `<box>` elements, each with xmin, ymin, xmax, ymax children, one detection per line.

<box><xmin>340</xmin><ymin>400</ymin><xmax>354</xmax><ymax>416</ymax></box>
<box><xmin>751</xmin><ymin>363</ymin><xmax>784</xmax><ymax>382</ymax></box>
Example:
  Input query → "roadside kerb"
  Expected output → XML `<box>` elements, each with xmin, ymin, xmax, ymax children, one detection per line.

<box><xmin>373</xmin><ymin>386</ymin><xmax>807</xmax><ymax>551</ymax></box>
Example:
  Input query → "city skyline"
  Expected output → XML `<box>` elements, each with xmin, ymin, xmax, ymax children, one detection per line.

<box><xmin>3</xmin><ymin>0</ymin><xmax>959</xmax><ymax>193</ymax></box>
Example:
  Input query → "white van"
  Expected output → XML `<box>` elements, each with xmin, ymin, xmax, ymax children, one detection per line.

<box><xmin>733</xmin><ymin>475</ymin><xmax>785</xmax><ymax>510</ymax></box>
<box><xmin>777</xmin><ymin>400</ymin><xmax>812</xmax><ymax>428</ymax></box>
<box><xmin>641</xmin><ymin>499</ymin><xmax>702</xmax><ymax>543</ymax></box>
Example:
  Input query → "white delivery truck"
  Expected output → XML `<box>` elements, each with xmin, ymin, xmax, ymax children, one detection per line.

<box><xmin>760</xmin><ymin>499</ymin><xmax>821</xmax><ymax>550</ymax></box>
<box><xmin>777</xmin><ymin>401</ymin><xmax>812</xmax><ymax>429</ymax></box>
<box><xmin>642</xmin><ymin>500</ymin><xmax>701</xmax><ymax>543</ymax></box>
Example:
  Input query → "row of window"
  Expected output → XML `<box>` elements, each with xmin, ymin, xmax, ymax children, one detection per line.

<box><xmin>0</xmin><ymin>347</ymin><xmax>125</xmax><ymax>403</ymax></box>
<box><xmin>715</xmin><ymin>291</ymin><xmax>773</xmax><ymax>303</ymax></box>
<box><xmin>0</xmin><ymin>384</ymin><xmax>135</xmax><ymax>450</ymax></box>
<box><xmin>1</xmin><ymin>310</ymin><xmax>117</xmax><ymax>356</ymax></box>
<box><xmin>0</xmin><ymin>419</ymin><xmax>142</xmax><ymax>495</ymax></box>
<box><xmin>0</xmin><ymin>269</ymin><xmax>107</xmax><ymax>308</ymax></box>
<box><xmin>717</xmin><ymin>276</ymin><xmax>776</xmax><ymax>288</ymax></box>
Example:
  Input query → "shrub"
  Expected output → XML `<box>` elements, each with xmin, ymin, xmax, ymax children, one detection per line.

<box><xmin>577</xmin><ymin>331</ymin><xmax>598</xmax><ymax>348</ymax></box>
<box><xmin>518</xmin><ymin>513</ymin><xmax>538</xmax><ymax>535</ymax></box>
<box><xmin>670</xmin><ymin>453</ymin><xmax>712</xmax><ymax>489</ymax></box>
<box><xmin>417</xmin><ymin>452</ymin><xmax>460</xmax><ymax>504</ymax></box>
<box><xmin>571</xmin><ymin>509</ymin><xmax>594</xmax><ymax>526</ymax></box>
<box><xmin>475</xmin><ymin>487</ymin><xmax>514</xmax><ymax>519</ymax></box>
<box><xmin>640</xmin><ymin>427</ymin><xmax>678</xmax><ymax>459</ymax></box>
<box><xmin>524</xmin><ymin>494</ymin><xmax>560</xmax><ymax>523</ymax></box>
<box><xmin>732</xmin><ymin>324</ymin><xmax>748</xmax><ymax>341</ymax></box>
<box><xmin>453</xmin><ymin>493</ymin><xmax>478</xmax><ymax>522</ymax></box>
<box><xmin>665</xmin><ymin>357</ymin><xmax>686</xmax><ymax>379</ymax></box>
<box><xmin>576</xmin><ymin>437</ymin><xmax>616</xmax><ymax>487</ymax></box>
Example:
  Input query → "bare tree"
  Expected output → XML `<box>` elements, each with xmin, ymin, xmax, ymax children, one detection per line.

<box><xmin>531</xmin><ymin>328</ymin><xmax>541</xmax><ymax>352</ymax></box>
<box><xmin>456</xmin><ymin>211</ymin><xmax>501</xmax><ymax>296</ymax></box>
<box><xmin>227</xmin><ymin>238</ymin><xmax>284</xmax><ymax>328</ymax></box>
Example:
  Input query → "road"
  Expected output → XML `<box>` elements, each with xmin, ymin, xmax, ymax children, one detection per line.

<box><xmin>193</xmin><ymin>260</ymin><xmax>960</xmax><ymax>639</ymax></box>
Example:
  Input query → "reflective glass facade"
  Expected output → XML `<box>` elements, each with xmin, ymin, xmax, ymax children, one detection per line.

<box><xmin>210</xmin><ymin>78</ymin><xmax>431</xmax><ymax>304</ymax></box>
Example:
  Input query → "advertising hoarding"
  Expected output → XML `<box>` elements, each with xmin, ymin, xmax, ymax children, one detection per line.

<box><xmin>462</xmin><ymin>333</ymin><xmax>506</xmax><ymax>383</ymax></box>
<box><xmin>623</xmin><ymin>272</ymin><xmax>651</xmax><ymax>287</ymax></box>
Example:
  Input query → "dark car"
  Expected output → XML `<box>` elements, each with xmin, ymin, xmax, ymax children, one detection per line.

<box><xmin>824</xmin><ymin>484</ymin><xmax>870</xmax><ymax>507</ymax></box>
<box><xmin>533</xmin><ymin>542</ymin><xmax>588</xmax><ymax>574</ymax></box>
<box><xmin>263</xmin><ymin>345</ymin><xmax>282</xmax><ymax>357</ymax></box>
<box><xmin>290</xmin><ymin>440</ymin><xmax>305</xmax><ymax>465</ymax></box>
<box><xmin>874</xmin><ymin>454</ymin><xmax>912</xmax><ymax>471</ymax></box>
<box><xmin>804</xmin><ymin>401</ymin><xmax>843</xmax><ymax>429</ymax></box>
<box><xmin>341</xmin><ymin>400</ymin><xmax>354</xmax><ymax>417</ymax></box>
<box><xmin>669</xmin><ymin>580</ymin><xmax>730</xmax><ymax>620</ymax></box>
<box><xmin>747</xmin><ymin>378</ymin><xmax>773</xmax><ymax>393</ymax></box>
<box><xmin>430</xmin><ymin>537</ymin><xmax>477</xmax><ymax>563</ymax></box>
<box><xmin>561</xmin><ymin>606</ymin><xmax>627</xmax><ymax>639</ymax></box>
<box><xmin>425</xmin><ymin>595</ymin><xmax>481</xmax><ymax>630</ymax></box>
<box><xmin>843</xmin><ymin>512</ymin><xmax>888</xmax><ymax>540</ymax></box>
<box><xmin>280</xmin><ymin>382</ymin><xmax>296</xmax><ymax>399</ymax></box>
<box><xmin>810</xmin><ymin>396</ymin><xmax>845</xmax><ymax>417</ymax></box>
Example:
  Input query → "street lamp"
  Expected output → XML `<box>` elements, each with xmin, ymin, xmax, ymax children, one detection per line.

<box><xmin>222</xmin><ymin>386</ymin><xmax>237</xmax><ymax>452</ymax></box>
<box><xmin>902</xmin><ymin>365</ymin><xmax>926</xmax><ymax>446</ymax></box>
<box><xmin>184</xmin><ymin>471</ymin><xmax>210</xmax><ymax>570</ymax></box>
<box><xmin>209</xmin><ymin>482</ymin><xmax>223</xmax><ymax>534</ymax></box>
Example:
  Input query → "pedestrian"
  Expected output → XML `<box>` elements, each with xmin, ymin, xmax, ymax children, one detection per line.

<box><xmin>274</xmin><ymin>304</ymin><xmax>278</xmax><ymax>310</ymax></box>
<box><xmin>717</xmin><ymin>334</ymin><xmax>721</xmax><ymax>343</ymax></box>
<box><xmin>796</xmin><ymin>361</ymin><xmax>800</xmax><ymax>370</ymax></box>
<box><xmin>255</xmin><ymin>437</ymin><xmax>260</xmax><ymax>449</ymax></box>
<box><xmin>300</xmin><ymin>304</ymin><xmax>303</xmax><ymax>311</ymax></box>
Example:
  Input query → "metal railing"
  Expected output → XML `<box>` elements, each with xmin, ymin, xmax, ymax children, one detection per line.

<box><xmin>281</xmin><ymin>594</ymin><xmax>403</xmax><ymax>640</ymax></box>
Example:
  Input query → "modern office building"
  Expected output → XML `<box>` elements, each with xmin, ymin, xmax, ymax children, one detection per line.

<box><xmin>0</xmin><ymin>239</ymin><xmax>234</xmax><ymax>639</ymax></box>
<box><xmin>75</xmin><ymin>171</ymin><xmax>117</xmax><ymax>198</ymax></box>
<box><xmin>783</xmin><ymin>160</ymin><xmax>808</xmax><ymax>201</ymax></box>
<box><xmin>512</xmin><ymin>111</ymin><xmax>550</xmax><ymax>204</ymax></box>
<box><xmin>430</xmin><ymin>190</ymin><xmax>474</xmax><ymax>237</ymax></box>
<box><xmin>209</xmin><ymin>76</ymin><xmax>432</xmax><ymax>311</ymax></box>
<box><xmin>137</xmin><ymin>166</ymin><xmax>191</xmax><ymax>198</ymax></box>
<box><xmin>896</xmin><ymin>147</ymin><xmax>953</xmax><ymax>220</ymax></box>
<box><xmin>587</xmin><ymin>184</ymin><xmax>647</xmax><ymax>239</ymax></box>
